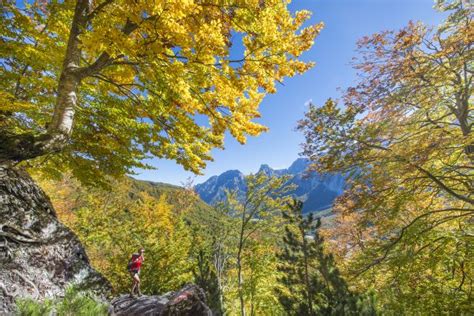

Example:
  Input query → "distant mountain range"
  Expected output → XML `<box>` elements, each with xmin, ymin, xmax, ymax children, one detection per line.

<box><xmin>194</xmin><ymin>158</ymin><xmax>345</xmax><ymax>213</ymax></box>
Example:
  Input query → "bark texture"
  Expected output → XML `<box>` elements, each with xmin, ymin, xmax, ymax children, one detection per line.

<box><xmin>0</xmin><ymin>166</ymin><xmax>111</xmax><ymax>313</ymax></box>
<box><xmin>109</xmin><ymin>284</ymin><xmax>212</xmax><ymax>316</ymax></box>
<box><xmin>0</xmin><ymin>0</ymin><xmax>87</xmax><ymax>164</ymax></box>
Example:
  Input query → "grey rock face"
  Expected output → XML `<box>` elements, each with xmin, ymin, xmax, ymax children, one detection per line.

<box><xmin>195</xmin><ymin>158</ymin><xmax>345</xmax><ymax>213</ymax></box>
<box><xmin>109</xmin><ymin>284</ymin><xmax>212</xmax><ymax>316</ymax></box>
<box><xmin>195</xmin><ymin>170</ymin><xmax>246</xmax><ymax>205</ymax></box>
<box><xmin>0</xmin><ymin>166</ymin><xmax>111</xmax><ymax>313</ymax></box>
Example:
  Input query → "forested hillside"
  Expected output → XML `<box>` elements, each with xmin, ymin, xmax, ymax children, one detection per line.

<box><xmin>36</xmin><ymin>173</ymin><xmax>357</xmax><ymax>315</ymax></box>
<box><xmin>35</xmin><ymin>174</ymin><xmax>203</xmax><ymax>295</ymax></box>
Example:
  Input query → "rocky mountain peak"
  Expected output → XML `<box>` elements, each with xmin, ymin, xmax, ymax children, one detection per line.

<box><xmin>195</xmin><ymin>158</ymin><xmax>345</xmax><ymax>213</ymax></box>
<box><xmin>258</xmin><ymin>164</ymin><xmax>274</xmax><ymax>175</ymax></box>
<box><xmin>287</xmin><ymin>158</ymin><xmax>310</xmax><ymax>174</ymax></box>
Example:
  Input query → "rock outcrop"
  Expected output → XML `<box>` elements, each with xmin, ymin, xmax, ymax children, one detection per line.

<box><xmin>0</xmin><ymin>166</ymin><xmax>111</xmax><ymax>313</ymax></box>
<box><xmin>109</xmin><ymin>284</ymin><xmax>212</xmax><ymax>316</ymax></box>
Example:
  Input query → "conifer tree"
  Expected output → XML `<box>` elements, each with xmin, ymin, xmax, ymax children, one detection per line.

<box><xmin>276</xmin><ymin>199</ymin><xmax>376</xmax><ymax>315</ymax></box>
<box><xmin>192</xmin><ymin>249</ymin><xmax>223</xmax><ymax>315</ymax></box>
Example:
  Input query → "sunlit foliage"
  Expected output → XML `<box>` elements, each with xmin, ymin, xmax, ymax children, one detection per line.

<box><xmin>1</xmin><ymin>0</ymin><xmax>321</xmax><ymax>184</ymax></box>
<box><xmin>298</xmin><ymin>1</ymin><xmax>473</xmax><ymax>314</ymax></box>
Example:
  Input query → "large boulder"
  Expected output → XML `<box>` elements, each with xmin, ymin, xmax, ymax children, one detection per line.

<box><xmin>109</xmin><ymin>284</ymin><xmax>212</xmax><ymax>316</ymax></box>
<box><xmin>0</xmin><ymin>166</ymin><xmax>111</xmax><ymax>313</ymax></box>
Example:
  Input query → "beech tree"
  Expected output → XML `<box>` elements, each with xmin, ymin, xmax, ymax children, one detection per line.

<box><xmin>1</xmin><ymin>0</ymin><xmax>321</xmax><ymax>182</ymax></box>
<box><xmin>297</xmin><ymin>1</ymin><xmax>473</xmax><ymax>313</ymax></box>
<box><xmin>225</xmin><ymin>173</ymin><xmax>292</xmax><ymax>316</ymax></box>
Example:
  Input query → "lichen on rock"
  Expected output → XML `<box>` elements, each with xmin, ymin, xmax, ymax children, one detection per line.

<box><xmin>0</xmin><ymin>166</ymin><xmax>111</xmax><ymax>313</ymax></box>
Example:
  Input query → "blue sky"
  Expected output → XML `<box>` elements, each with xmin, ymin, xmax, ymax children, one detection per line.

<box><xmin>133</xmin><ymin>0</ymin><xmax>446</xmax><ymax>186</ymax></box>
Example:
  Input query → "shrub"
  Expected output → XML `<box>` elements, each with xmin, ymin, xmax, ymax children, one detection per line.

<box><xmin>16</xmin><ymin>298</ymin><xmax>54</xmax><ymax>316</ymax></box>
<box><xmin>15</xmin><ymin>286</ymin><xmax>108</xmax><ymax>316</ymax></box>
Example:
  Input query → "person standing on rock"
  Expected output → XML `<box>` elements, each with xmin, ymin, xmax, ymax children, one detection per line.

<box><xmin>128</xmin><ymin>248</ymin><xmax>145</xmax><ymax>298</ymax></box>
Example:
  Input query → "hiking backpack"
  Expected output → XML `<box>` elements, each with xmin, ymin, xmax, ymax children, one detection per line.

<box><xmin>127</xmin><ymin>253</ymin><xmax>139</xmax><ymax>271</ymax></box>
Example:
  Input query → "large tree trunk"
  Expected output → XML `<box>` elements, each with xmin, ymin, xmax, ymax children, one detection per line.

<box><xmin>0</xmin><ymin>166</ymin><xmax>111</xmax><ymax>313</ymax></box>
<box><xmin>0</xmin><ymin>0</ymin><xmax>89</xmax><ymax>164</ymax></box>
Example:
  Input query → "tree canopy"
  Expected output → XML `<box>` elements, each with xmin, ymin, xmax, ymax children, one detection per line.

<box><xmin>297</xmin><ymin>1</ymin><xmax>473</xmax><ymax>313</ymax></box>
<box><xmin>1</xmin><ymin>0</ymin><xmax>321</xmax><ymax>183</ymax></box>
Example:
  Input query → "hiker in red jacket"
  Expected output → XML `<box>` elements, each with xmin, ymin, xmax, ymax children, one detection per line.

<box><xmin>128</xmin><ymin>248</ymin><xmax>145</xmax><ymax>297</ymax></box>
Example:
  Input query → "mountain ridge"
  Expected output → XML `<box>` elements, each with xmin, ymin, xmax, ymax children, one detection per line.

<box><xmin>194</xmin><ymin>158</ymin><xmax>345</xmax><ymax>213</ymax></box>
